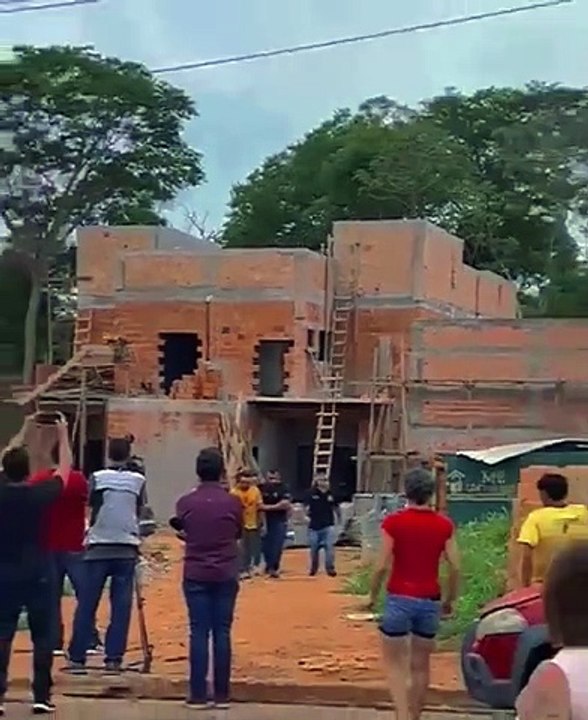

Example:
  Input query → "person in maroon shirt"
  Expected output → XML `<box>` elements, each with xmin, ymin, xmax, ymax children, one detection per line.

<box><xmin>171</xmin><ymin>447</ymin><xmax>242</xmax><ymax>710</ymax></box>
<box><xmin>30</xmin><ymin>445</ymin><xmax>101</xmax><ymax>656</ymax></box>
<box><xmin>367</xmin><ymin>468</ymin><xmax>460</xmax><ymax>720</ymax></box>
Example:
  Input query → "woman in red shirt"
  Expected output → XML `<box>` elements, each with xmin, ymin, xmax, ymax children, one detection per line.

<box><xmin>368</xmin><ymin>468</ymin><xmax>460</xmax><ymax>720</ymax></box>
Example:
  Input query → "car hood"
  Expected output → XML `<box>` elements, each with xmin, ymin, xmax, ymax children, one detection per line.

<box><xmin>480</xmin><ymin>584</ymin><xmax>542</xmax><ymax>617</ymax></box>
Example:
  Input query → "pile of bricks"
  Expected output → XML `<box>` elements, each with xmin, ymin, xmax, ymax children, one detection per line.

<box><xmin>169</xmin><ymin>362</ymin><xmax>223</xmax><ymax>400</ymax></box>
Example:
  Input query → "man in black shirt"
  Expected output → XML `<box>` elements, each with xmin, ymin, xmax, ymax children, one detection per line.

<box><xmin>260</xmin><ymin>470</ymin><xmax>291</xmax><ymax>579</ymax></box>
<box><xmin>304</xmin><ymin>474</ymin><xmax>341</xmax><ymax>577</ymax></box>
<box><xmin>0</xmin><ymin>416</ymin><xmax>71</xmax><ymax>716</ymax></box>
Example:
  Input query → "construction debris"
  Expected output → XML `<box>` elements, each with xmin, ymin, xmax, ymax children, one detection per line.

<box><xmin>218</xmin><ymin>397</ymin><xmax>259</xmax><ymax>487</ymax></box>
<box><xmin>11</xmin><ymin>345</ymin><xmax>116</xmax><ymax>407</ymax></box>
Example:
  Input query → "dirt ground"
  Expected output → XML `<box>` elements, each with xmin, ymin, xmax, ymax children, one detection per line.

<box><xmin>11</xmin><ymin>534</ymin><xmax>462</xmax><ymax>692</ymax></box>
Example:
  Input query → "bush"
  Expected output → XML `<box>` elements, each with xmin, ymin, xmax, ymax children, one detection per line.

<box><xmin>344</xmin><ymin>512</ymin><xmax>510</xmax><ymax>643</ymax></box>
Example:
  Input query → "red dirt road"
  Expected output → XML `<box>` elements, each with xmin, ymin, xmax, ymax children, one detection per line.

<box><xmin>11</xmin><ymin>536</ymin><xmax>462</xmax><ymax>693</ymax></box>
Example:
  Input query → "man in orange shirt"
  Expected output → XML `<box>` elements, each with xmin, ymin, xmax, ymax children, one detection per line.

<box><xmin>231</xmin><ymin>469</ymin><xmax>263</xmax><ymax>578</ymax></box>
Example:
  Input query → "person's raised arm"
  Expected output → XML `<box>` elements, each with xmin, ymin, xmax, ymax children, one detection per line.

<box><xmin>442</xmin><ymin>534</ymin><xmax>460</xmax><ymax>616</ymax></box>
<box><xmin>55</xmin><ymin>414</ymin><xmax>72</xmax><ymax>488</ymax></box>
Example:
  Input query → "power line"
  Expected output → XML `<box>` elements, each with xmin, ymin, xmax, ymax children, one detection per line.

<box><xmin>151</xmin><ymin>0</ymin><xmax>573</xmax><ymax>75</ymax></box>
<box><xmin>0</xmin><ymin>0</ymin><xmax>99</xmax><ymax>13</ymax></box>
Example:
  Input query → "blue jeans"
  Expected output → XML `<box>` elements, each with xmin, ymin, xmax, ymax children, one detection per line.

<box><xmin>263</xmin><ymin>519</ymin><xmax>287</xmax><ymax>573</ymax></box>
<box><xmin>69</xmin><ymin>558</ymin><xmax>136</xmax><ymax>664</ymax></box>
<box><xmin>0</xmin><ymin>564</ymin><xmax>53</xmax><ymax>703</ymax></box>
<box><xmin>379</xmin><ymin>593</ymin><xmax>442</xmax><ymax>639</ymax></box>
<box><xmin>48</xmin><ymin>551</ymin><xmax>100</xmax><ymax>652</ymax></box>
<box><xmin>183</xmin><ymin>579</ymin><xmax>239</xmax><ymax>703</ymax></box>
<box><xmin>308</xmin><ymin>526</ymin><xmax>336</xmax><ymax>574</ymax></box>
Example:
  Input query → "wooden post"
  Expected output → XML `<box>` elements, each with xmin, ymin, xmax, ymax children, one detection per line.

<box><xmin>79</xmin><ymin>368</ymin><xmax>88</xmax><ymax>472</ymax></box>
<box><xmin>365</xmin><ymin>348</ymin><xmax>378</xmax><ymax>493</ymax></box>
<box><xmin>398</xmin><ymin>336</ymin><xmax>409</xmax><ymax>478</ymax></box>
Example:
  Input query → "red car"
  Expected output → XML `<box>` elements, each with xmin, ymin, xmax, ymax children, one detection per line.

<box><xmin>461</xmin><ymin>585</ymin><xmax>554</xmax><ymax>709</ymax></box>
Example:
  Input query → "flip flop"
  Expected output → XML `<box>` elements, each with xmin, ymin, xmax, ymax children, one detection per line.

<box><xmin>345</xmin><ymin>611</ymin><xmax>377</xmax><ymax>622</ymax></box>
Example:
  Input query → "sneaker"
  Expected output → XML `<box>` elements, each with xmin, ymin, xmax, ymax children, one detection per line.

<box><xmin>327</xmin><ymin>569</ymin><xmax>338</xmax><ymax>577</ymax></box>
<box><xmin>32</xmin><ymin>700</ymin><xmax>56</xmax><ymax>714</ymax></box>
<box><xmin>215</xmin><ymin>701</ymin><xmax>230</xmax><ymax>710</ymax></box>
<box><xmin>63</xmin><ymin>661</ymin><xmax>87</xmax><ymax>675</ymax></box>
<box><xmin>268</xmin><ymin>570</ymin><xmax>280</xmax><ymax>579</ymax></box>
<box><xmin>87</xmin><ymin>641</ymin><xmax>104</xmax><ymax>656</ymax></box>
<box><xmin>185</xmin><ymin>700</ymin><xmax>213</xmax><ymax>710</ymax></box>
<box><xmin>103</xmin><ymin>660</ymin><xmax>122</xmax><ymax>675</ymax></box>
<box><xmin>309</xmin><ymin>569</ymin><xmax>318</xmax><ymax>577</ymax></box>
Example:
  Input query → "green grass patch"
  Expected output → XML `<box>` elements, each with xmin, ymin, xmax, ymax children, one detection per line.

<box><xmin>344</xmin><ymin>512</ymin><xmax>510</xmax><ymax>645</ymax></box>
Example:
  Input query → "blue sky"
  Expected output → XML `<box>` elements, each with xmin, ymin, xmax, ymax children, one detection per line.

<box><xmin>4</xmin><ymin>0</ymin><xmax>588</xmax><ymax>230</ymax></box>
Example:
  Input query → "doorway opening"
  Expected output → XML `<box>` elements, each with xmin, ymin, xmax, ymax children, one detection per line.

<box><xmin>158</xmin><ymin>332</ymin><xmax>202</xmax><ymax>395</ymax></box>
<box><xmin>253</xmin><ymin>339</ymin><xmax>294</xmax><ymax>397</ymax></box>
<box><xmin>253</xmin><ymin>406</ymin><xmax>361</xmax><ymax>501</ymax></box>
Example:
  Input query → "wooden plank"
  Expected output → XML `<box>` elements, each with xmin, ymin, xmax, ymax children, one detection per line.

<box><xmin>14</xmin><ymin>349</ymin><xmax>89</xmax><ymax>406</ymax></box>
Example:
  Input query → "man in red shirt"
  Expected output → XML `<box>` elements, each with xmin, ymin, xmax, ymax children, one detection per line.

<box><xmin>368</xmin><ymin>468</ymin><xmax>460</xmax><ymax>720</ymax></box>
<box><xmin>30</xmin><ymin>445</ymin><xmax>101</xmax><ymax>656</ymax></box>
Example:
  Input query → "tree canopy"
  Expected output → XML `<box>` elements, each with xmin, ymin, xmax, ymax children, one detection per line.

<box><xmin>0</xmin><ymin>45</ymin><xmax>204</xmax><ymax>380</ymax></box>
<box><xmin>223</xmin><ymin>84</ymin><xmax>588</xmax><ymax>310</ymax></box>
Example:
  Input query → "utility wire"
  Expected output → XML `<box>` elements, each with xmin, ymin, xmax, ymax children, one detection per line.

<box><xmin>0</xmin><ymin>0</ymin><xmax>99</xmax><ymax>13</ymax></box>
<box><xmin>151</xmin><ymin>0</ymin><xmax>573</xmax><ymax>75</ymax></box>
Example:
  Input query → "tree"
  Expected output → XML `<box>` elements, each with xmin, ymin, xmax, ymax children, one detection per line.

<box><xmin>424</xmin><ymin>84</ymin><xmax>588</xmax><ymax>287</ymax></box>
<box><xmin>223</xmin><ymin>84</ymin><xmax>588</xmax><ymax>304</ymax></box>
<box><xmin>0</xmin><ymin>46</ymin><xmax>203</xmax><ymax>381</ymax></box>
<box><xmin>224</xmin><ymin>111</ymin><xmax>485</xmax><ymax>251</ymax></box>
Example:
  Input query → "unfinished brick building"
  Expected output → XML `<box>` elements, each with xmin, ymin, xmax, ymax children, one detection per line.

<box><xmin>20</xmin><ymin>219</ymin><xmax>588</xmax><ymax>519</ymax></box>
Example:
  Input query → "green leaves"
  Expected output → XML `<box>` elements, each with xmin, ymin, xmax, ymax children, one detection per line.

<box><xmin>223</xmin><ymin>83</ymin><xmax>588</xmax><ymax>307</ymax></box>
<box><xmin>0</xmin><ymin>45</ymin><xmax>203</xmax><ymax>257</ymax></box>
<box><xmin>0</xmin><ymin>45</ymin><xmax>204</xmax><ymax>380</ymax></box>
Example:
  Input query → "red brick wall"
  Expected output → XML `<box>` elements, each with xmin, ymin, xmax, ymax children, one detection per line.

<box><xmin>412</xmin><ymin>320</ymin><xmax>588</xmax><ymax>383</ymax></box>
<box><xmin>331</xmin><ymin>220</ymin><xmax>517</xmax><ymax>318</ymax></box>
<box><xmin>407</xmin><ymin>319</ymin><xmax>588</xmax><ymax>453</ymax></box>
<box><xmin>86</xmin><ymin>301</ymin><xmax>332</xmax><ymax>398</ymax></box>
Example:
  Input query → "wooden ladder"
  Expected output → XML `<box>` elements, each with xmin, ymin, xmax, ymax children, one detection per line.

<box><xmin>311</xmin><ymin>294</ymin><xmax>353</xmax><ymax>482</ymax></box>
<box><xmin>329</xmin><ymin>294</ymin><xmax>353</xmax><ymax>389</ymax></box>
<box><xmin>73</xmin><ymin>310</ymin><xmax>92</xmax><ymax>354</ymax></box>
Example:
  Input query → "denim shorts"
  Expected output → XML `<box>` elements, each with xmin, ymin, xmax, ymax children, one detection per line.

<box><xmin>379</xmin><ymin>593</ymin><xmax>442</xmax><ymax>639</ymax></box>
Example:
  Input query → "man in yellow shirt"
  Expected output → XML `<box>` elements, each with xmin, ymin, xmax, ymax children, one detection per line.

<box><xmin>517</xmin><ymin>472</ymin><xmax>588</xmax><ymax>586</ymax></box>
<box><xmin>231</xmin><ymin>469</ymin><xmax>263</xmax><ymax>578</ymax></box>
